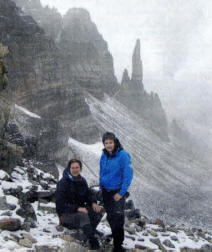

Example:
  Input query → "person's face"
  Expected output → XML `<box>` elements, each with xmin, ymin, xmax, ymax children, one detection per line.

<box><xmin>70</xmin><ymin>162</ymin><xmax>81</xmax><ymax>177</ymax></box>
<box><xmin>104</xmin><ymin>139</ymin><xmax>115</xmax><ymax>152</ymax></box>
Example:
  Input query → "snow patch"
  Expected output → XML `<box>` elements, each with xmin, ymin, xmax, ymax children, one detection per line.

<box><xmin>15</xmin><ymin>104</ymin><xmax>41</xmax><ymax>119</ymax></box>
<box><xmin>0</xmin><ymin>170</ymin><xmax>9</xmax><ymax>179</ymax></box>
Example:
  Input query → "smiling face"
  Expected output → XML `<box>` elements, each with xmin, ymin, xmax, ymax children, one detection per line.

<box><xmin>104</xmin><ymin>139</ymin><xmax>115</xmax><ymax>152</ymax></box>
<box><xmin>70</xmin><ymin>161</ymin><xmax>81</xmax><ymax>177</ymax></box>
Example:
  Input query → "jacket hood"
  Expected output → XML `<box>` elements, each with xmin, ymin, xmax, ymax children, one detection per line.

<box><xmin>62</xmin><ymin>167</ymin><xmax>83</xmax><ymax>182</ymax></box>
<box><xmin>103</xmin><ymin>137</ymin><xmax>123</xmax><ymax>157</ymax></box>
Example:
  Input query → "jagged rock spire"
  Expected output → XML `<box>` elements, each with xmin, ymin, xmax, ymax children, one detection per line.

<box><xmin>131</xmin><ymin>39</ymin><xmax>143</xmax><ymax>83</ymax></box>
<box><xmin>121</xmin><ymin>69</ymin><xmax>130</xmax><ymax>85</ymax></box>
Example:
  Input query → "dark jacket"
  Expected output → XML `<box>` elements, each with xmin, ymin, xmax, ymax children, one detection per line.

<box><xmin>56</xmin><ymin>167</ymin><xmax>96</xmax><ymax>217</ymax></box>
<box><xmin>99</xmin><ymin>138</ymin><xmax>133</xmax><ymax>196</ymax></box>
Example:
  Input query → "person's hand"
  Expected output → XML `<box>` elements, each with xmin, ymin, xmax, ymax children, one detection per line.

<box><xmin>92</xmin><ymin>202</ymin><xmax>102</xmax><ymax>213</ymax></box>
<box><xmin>78</xmin><ymin>207</ymin><xmax>88</xmax><ymax>214</ymax></box>
<box><xmin>114</xmin><ymin>193</ymin><xmax>122</xmax><ymax>201</ymax></box>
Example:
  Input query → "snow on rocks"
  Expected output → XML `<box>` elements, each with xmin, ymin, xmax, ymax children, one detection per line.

<box><xmin>0</xmin><ymin>170</ymin><xmax>10</xmax><ymax>181</ymax></box>
<box><xmin>0</xmin><ymin>161</ymin><xmax>211</xmax><ymax>251</ymax></box>
<box><xmin>15</xmin><ymin>104</ymin><xmax>41</xmax><ymax>119</ymax></box>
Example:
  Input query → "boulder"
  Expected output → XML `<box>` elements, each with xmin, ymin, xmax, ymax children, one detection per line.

<box><xmin>0</xmin><ymin>217</ymin><xmax>21</xmax><ymax>231</ymax></box>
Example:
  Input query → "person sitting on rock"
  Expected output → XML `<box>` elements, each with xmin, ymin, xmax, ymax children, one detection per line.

<box><xmin>56</xmin><ymin>158</ymin><xmax>103</xmax><ymax>250</ymax></box>
<box><xmin>100</xmin><ymin>132</ymin><xmax>133</xmax><ymax>252</ymax></box>
<box><xmin>0</xmin><ymin>59</ymin><xmax>8</xmax><ymax>90</ymax></box>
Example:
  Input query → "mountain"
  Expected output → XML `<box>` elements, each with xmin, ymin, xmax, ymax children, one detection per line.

<box><xmin>0</xmin><ymin>0</ymin><xmax>105</xmax><ymax>169</ymax></box>
<box><xmin>14</xmin><ymin>0</ymin><xmax>119</xmax><ymax>99</ymax></box>
<box><xmin>0</xmin><ymin>0</ymin><xmax>211</xmax><ymax>229</ymax></box>
<box><xmin>116</xmin><ymin>39</ymin><xmax>169</xmax><ymax>141</ymax></box>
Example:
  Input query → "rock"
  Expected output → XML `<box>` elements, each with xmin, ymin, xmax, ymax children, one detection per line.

<box><xmin>125</xmin><ymin>200</ymin><xmax>135</xmax><ymax>210</ymax></box>
<box><xmin>137</xmin><ymin>218</ymin><xmax>146</xmax><ymax>228</ymax></box>
<box><xmin>0</xmin><ymin>196</ymin><xmax>13</xmax><ymax>210</ymax></box>
<box><xmin>200</xmin><ymin>244</ymin><xmax>212</xmax><ymax>252</ymax></box>
<box><xmin>19</xmin><ymin>238</ymin><xmax>33</xmax><ymax>248</ymax></box>
<box><xmin>0</xmin><ymin>170</ymin><xmax>10</xmax><ymax>181</ymax></box>
<box><xmin>35</xmin><ymin>245</ymin><xmax>60</xmax><ymax>252</ymax></box>
<box><xmin>162</xmin><ymin>239</ymin><xmax>175</xmax><ymax>248</ymax></box>
<box><xmin>135</xmin><ymin>225</ymin><xmax>143</xmax><ymax>232</ymax></box>
<box><xmin>60</xmin><ymin>242</ymin><xmax>86</xmax><ymax>252</ymax></box>
<box><xmin>132</xmin><ymin>39</ymin><xmax>143</xmax><ymax>83</ymax></box>
<box><xmin>22</xmin><ymin>217</ymin><xmax>37</xmax><ymax>231</ymax></box>
<box><xmin>38</xmin><ymin>202</ymin><xmax>56</xmax><ymax>214</ymax></box>
<box><xmin>56</xmin><ymin>225</ymin><xmax>64</xmax><ymax>232</ymax></box>
<box><xmin>167</xmin><ymin>227</ymin><xmax>178</xmax><ymax>233</ymax></box>
<box><xmin>22</xmin><ymin>233</ymin><xmax>37</xmax><ymax>243</ymax></box>
<box><xmin>142</xmin><ymin>232</ymin><xmax>148</xmax><ymax>236</ymax></box>
<box><xmin>115</xmin><ymin>39</ymin><xmax>169</xmax><ymax>141</ymax></box>
<box><xmin>125</xmin><ymin>235</ymin><xmax>135</xmax><ymax>241</ymax></box>
<box><xmin>161</xmin><ymin>233</ymin><xmax>170</xmax><ymax>237</ymax></box>
<box><xmin>10</xmin><ymin>233</ymin><xmax>21</xmax><ymax>242</ymax></box>
<box><xmin>126</xmin><ymin>209</ymin><xmax>141</xmax><ymax>220</ymax></box>
<box><xmin>16</xmin><ymin>202</ymin><xmax>37</xmax><ymax>220</ymax></box>
<box><xmin>150</xmin><ymin>238</ymin><xmax>166</xmax><ymax>251</ymax></box>
<box><xmin>125</xmin><ymin>226</ymin><xmax>136</xmax><ymax>235</ymax></box>
<box><xmin>137</xmin><ymin>238</ymin><xmax>145</xmax><ymax>242</ymax></box>
<box><xmin>3</xmin><ymin>185</ymin><xmax>23</xmax><ymax>197</ymax></box>
<box><xmin>0</xmin><ymin>211</ymin><xmax>12</xmax><ymax>216</ymax></box>
<box><xmin>170</xmin><ymin>235</ymin><xmax>178</xmax><ymax>241</ymax></box>
<box><xmin>148</xmin><ymin>230</ymin><xmax>158</xmax><ymax>237</ymax></box>
<box><xmin>155</xmin><ymin>218</ymin><xmax>165</xmax><ymax>228</ymax></box>
<box><xmin>0</xmin><ymin>218</ymin><xmax>21</xmax><ymax>231</ymax></box>
<box><xmin>135</xmin><ymin>244</ymin><xmax>147</xmax><ymax>250</ymax></box>
<box><xmin>37</xmin><ymin>190</ymin><xmax>56</xmax><ymax>201</ymax></box>
<box><xmin>4</xmin><ymin>236</ymin><xmax>9</xmax><ymax>241</ymax></box>
<box><xmin>60</xmin><ymin>234</ymin><xmax>75</xmax><ymax>242</ymax></box>
<box><xmin>0</xmin><ymin>139</ymin><xmax>24</xmax><ymax>174</ymax></box>
<box><xmin>43</xmin><ymin>228</ymin><xmax>51</xmax><ymax>233</ymax></box>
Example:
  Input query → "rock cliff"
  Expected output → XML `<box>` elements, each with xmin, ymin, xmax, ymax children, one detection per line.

<box><xmin>0</xmin><ymin>0</ymin><xmax>101</xmax><ymax>171</ymax></box>
<box><xmin>14</xmin><ymin>0</ymin><xmax>119</xmax><ymax>98</ymax></box>
<box><xmin>116</xmin><ymin>39</ymin><xmax>169</xmax><ymax>141</ymax></box>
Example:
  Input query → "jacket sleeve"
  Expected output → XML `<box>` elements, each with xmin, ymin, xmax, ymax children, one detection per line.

<box><xmin>84</xmin><ymin>178</ymin><xmax>97</xmax><ymax>205</ymax></box>
<box><xmin>119</xmin><ymin>152</ymin><xmax>133</xmax><ymax>196</ymax></box>
<box><xmin>56</xmin><ymin>181</ymin><xmax>78</xmax><ymax>215</ymax></box>
<box><xmin>99</xmin><ymin>153</ymin><xmax>104</xmax><ymax>190</ymax></box>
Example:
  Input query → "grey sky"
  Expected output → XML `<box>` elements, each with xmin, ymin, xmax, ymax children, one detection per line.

<box><xmin>40</xmin><ymin>0</ymin><xmax>212</xmax><ymax>140</ymax></box>
<box><xmin>40</xmin><ymin>0</ymin><xmax>212</xmax><ymax>83</ymax></box>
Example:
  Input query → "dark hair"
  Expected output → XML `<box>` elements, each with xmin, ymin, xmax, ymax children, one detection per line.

<box><xmin>102</xmin><ymin>132</ymin><xmax>116</xmax><ymax>143</ymax></box>
<box><xmin>67</xmin><ymin>158</ymin><xmax>82</xmax><ymax>170</ymax></box>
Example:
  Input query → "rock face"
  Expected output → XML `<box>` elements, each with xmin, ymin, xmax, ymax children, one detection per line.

<box><xmin>59</xmin><ymin>8</ymin><xmax>119</xmax><ymax>98</ymax></box>
<box><xmin>116</xmin><ymin>39</ymin><xmax>169</xmax><ymax>141</ymax></box>
<box><xmin>0</xmin><ymin>0</ymin><xmax>110</xmax><ymax>171</ymax></box>
<box><xmin>0</xmin><ymin>44</ymin><xmax>24</xmax><ymax>173</ymax></box>
<box><xmin>14</xmin><ymin>1</ymin><xmax>119</xmax><ymax>98</ymax></box>
<box><xmin>15</xmin><ymin>0</ymin><xmax>63</xmax><ymax>42</ymax></box>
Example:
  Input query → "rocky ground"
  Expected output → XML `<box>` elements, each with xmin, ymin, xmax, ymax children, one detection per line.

<box><xmin>0</xmin><ymin>160</ymin><xmax>212</xmax><ymax>252</ymax></box>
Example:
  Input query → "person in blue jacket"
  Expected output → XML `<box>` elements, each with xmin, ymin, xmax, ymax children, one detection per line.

<box><xmin>56</xmin><ymin>158</ymin><xmax>103</xmax><ymax>250</ymax></box>
<box><xmin>100</xmin><ymin>132</ymin><xmax>133</xmax><ymax>252</ymax></box>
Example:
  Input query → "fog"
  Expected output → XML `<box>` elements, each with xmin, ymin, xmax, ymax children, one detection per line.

<box><xmin>40</xmin><ymin>0</ymin><xmax>212</xmax><ymax>149</ymax></box>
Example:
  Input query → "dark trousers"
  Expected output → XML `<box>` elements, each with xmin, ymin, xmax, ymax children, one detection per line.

<box><xmin>102</xmin><ymin>188</ymin><xmax>125</xmax><ymax>248</ymax></box>
<box><xmin>59</xmin><ymin>206</ymin><xmax>103</xmax><ymax>241</ymax></box>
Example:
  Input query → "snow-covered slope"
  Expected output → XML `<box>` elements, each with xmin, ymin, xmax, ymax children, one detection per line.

<box><xmin>67</xmin><ymin>94</ymin><xmax>212</xmax><ymax>229</ymax></box>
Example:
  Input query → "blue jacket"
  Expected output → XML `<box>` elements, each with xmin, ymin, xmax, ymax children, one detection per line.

<box><xmin>99</xmin><ymin>141</ymin><xmax>133</xmax><ymax>196</ymax></box>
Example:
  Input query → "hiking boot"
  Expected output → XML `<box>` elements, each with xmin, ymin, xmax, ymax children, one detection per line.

<box><xmin>89</xmin><ymin>237</ymin><xmax>100</xmax><ymax>250</ymax></box>
<box><xmin>113</xmin><ymin>245</ymin><xmax>126</xmax><ymax>252</ymax></box>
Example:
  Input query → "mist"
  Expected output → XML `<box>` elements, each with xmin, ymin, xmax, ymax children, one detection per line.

<box><xmin>40</xmin><ymin>0</ymin><xmax>212</xmax><ymax>151</ymax></box>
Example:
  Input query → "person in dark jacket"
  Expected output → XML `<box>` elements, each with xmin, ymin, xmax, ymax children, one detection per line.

<box><xmin>56</xmin><ymin>158</ymin><xmax>103</xmax><ymax>250</ymax></box>
<box><xmin>100</xmin><ymin>132</ymin><xmax>133</xmax><ymax>252</ymax></box>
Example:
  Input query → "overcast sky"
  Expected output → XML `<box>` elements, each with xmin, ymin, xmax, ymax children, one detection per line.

<box><xmin>40</xmin><ymin>0</ymin><xmax>212</xmax><ymax>82</ymax></box>
<box><xmin>40</xmin><ymin>0</ymin><xmax>212</xmax><ymax>135</ymax></box>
